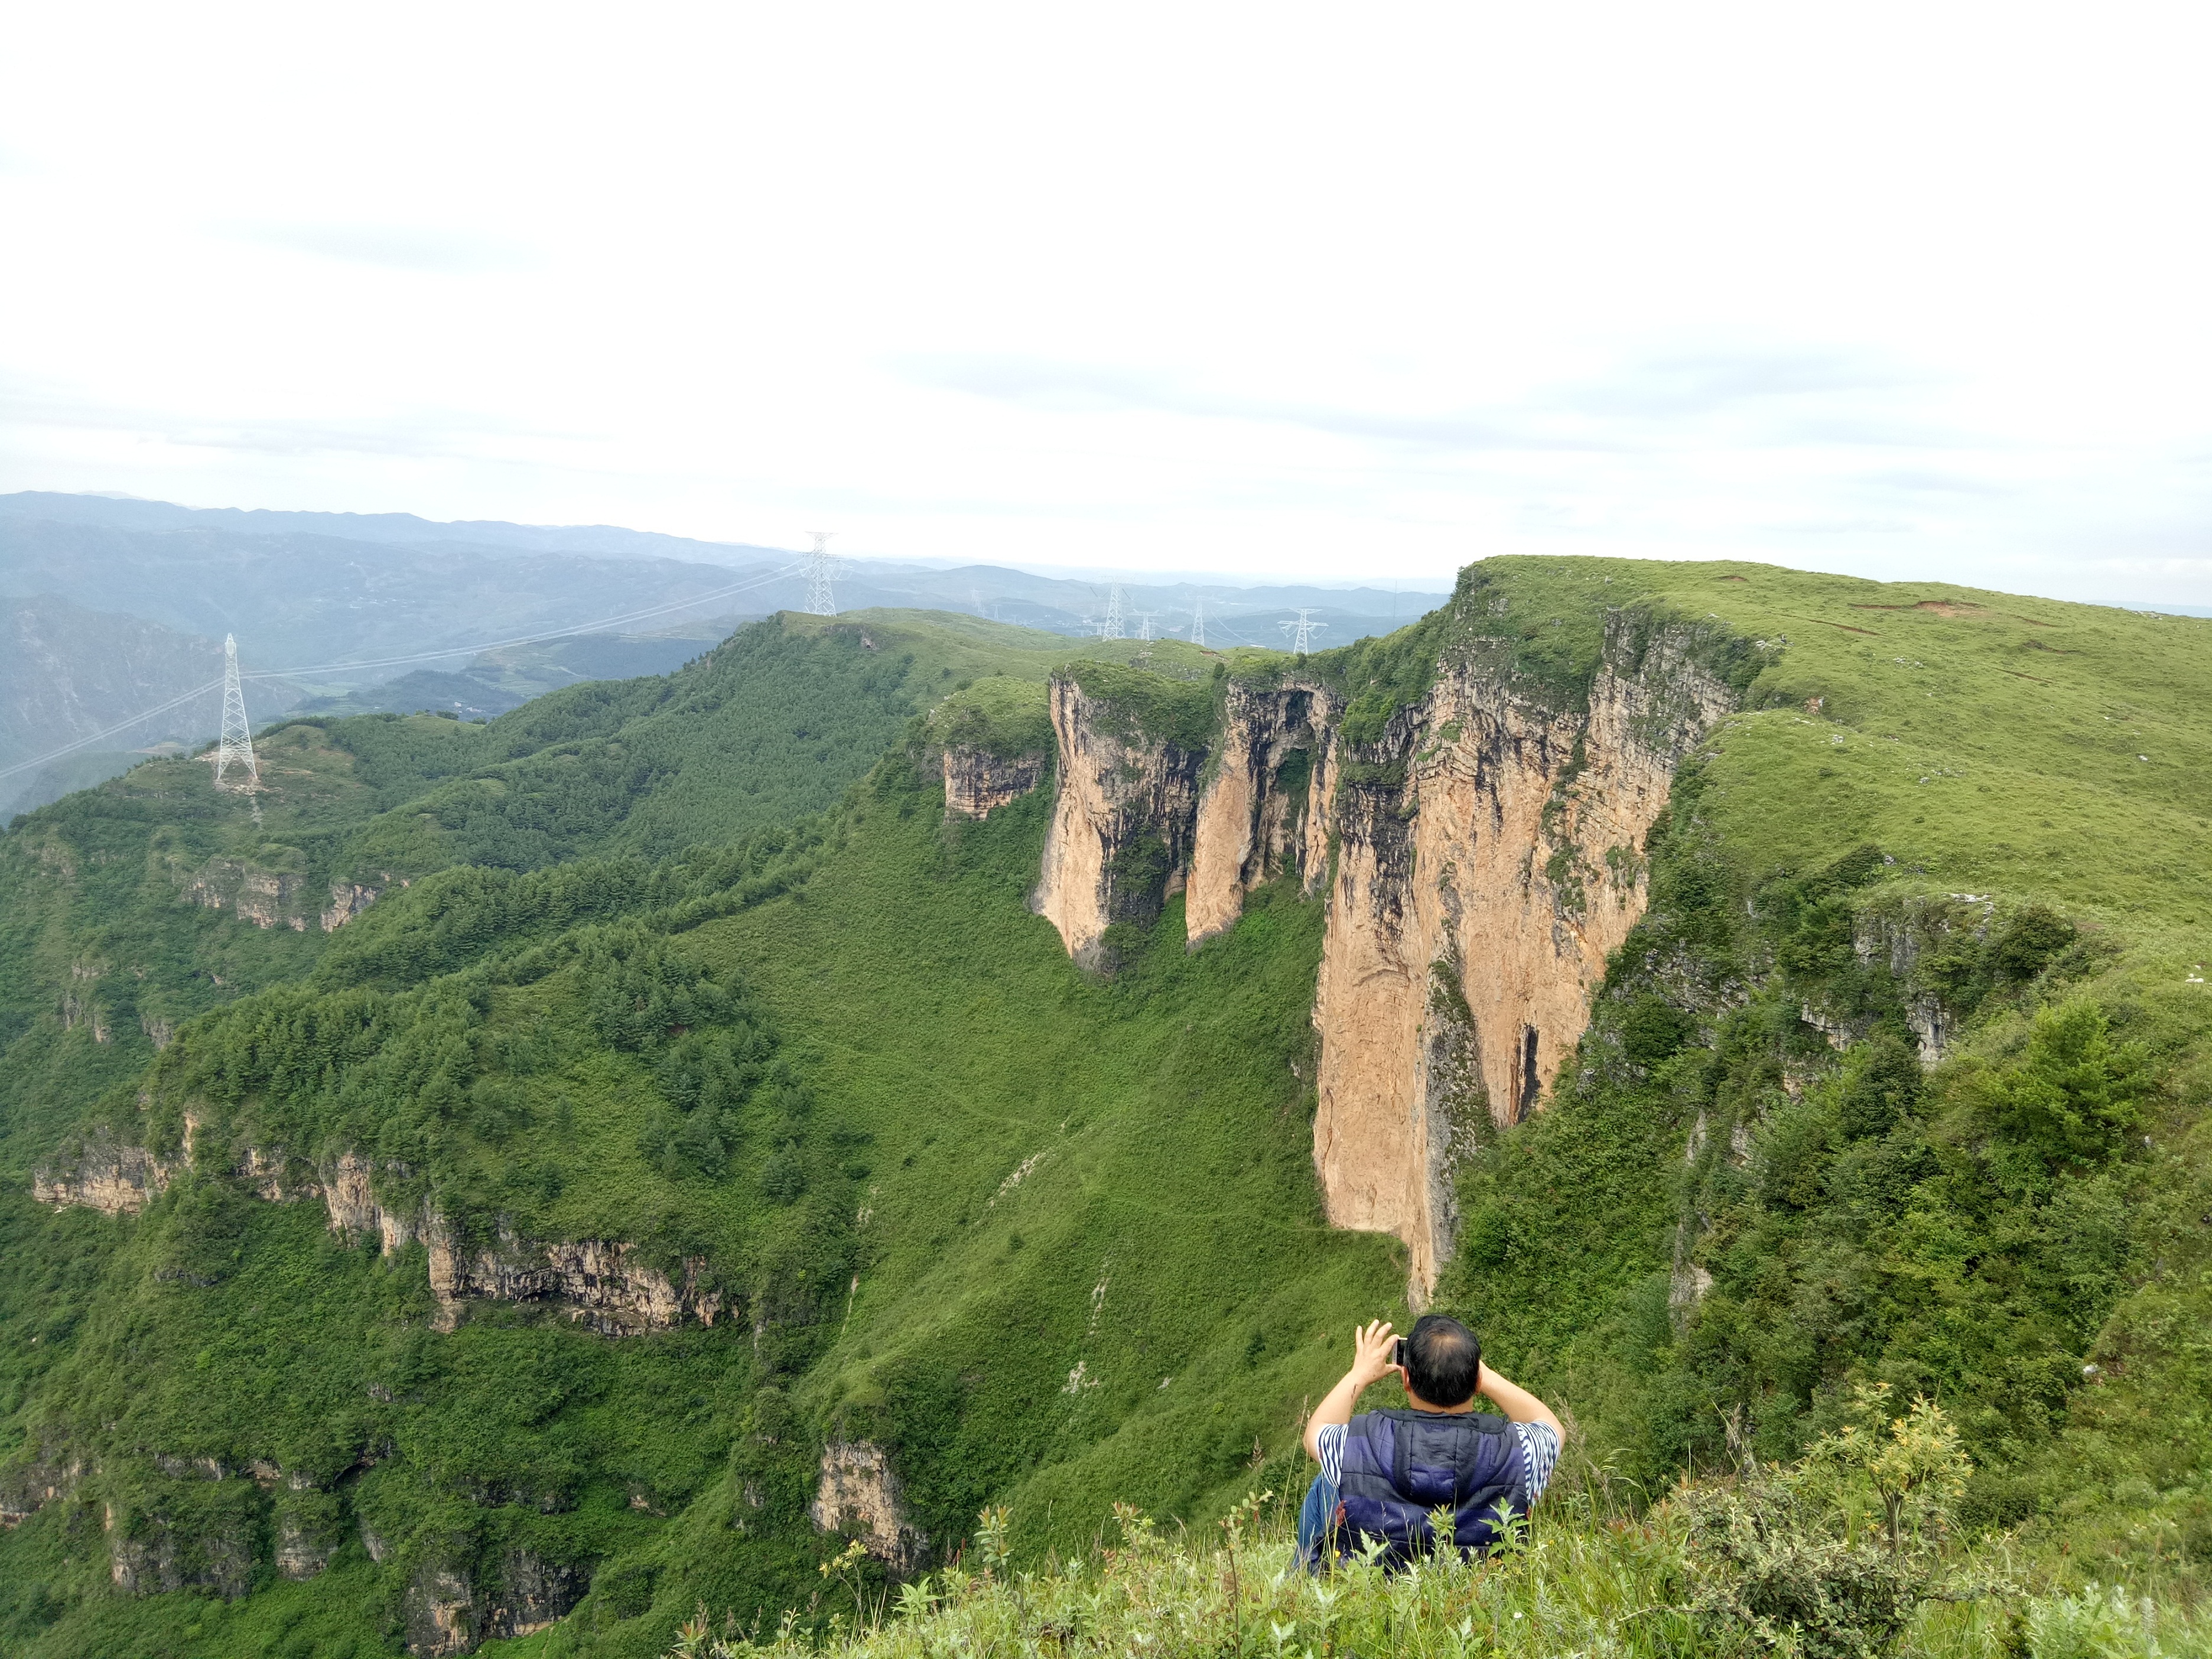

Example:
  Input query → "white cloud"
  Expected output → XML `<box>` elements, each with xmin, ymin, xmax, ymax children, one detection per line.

<box><xmin>0</xmin><ymin>1</ymin><xmax>2207</xmax><ymax>601</ymax></box>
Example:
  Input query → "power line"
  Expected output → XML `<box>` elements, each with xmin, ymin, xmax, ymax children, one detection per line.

<box><xmin>0</xmin><ymin>677</ymin><xmax>224</xmax><ymax>783</ymax></box>
<box><xmin>212</xmin><ymin>635</ymin><xmax>259</xmax><ymax>795</ymax></box>
<box><xmin>246</xmin><ymin>559</ymin><xmax>808</xmax><ymax>681</ymax></box>
<box><xmin>0</xmin><ymin>558</ymin><xmax>808</xmax><ymax>786</ymax></box>
<box><xmin>1280</xmin><ymin>609</ymin><xmax>1327</xmax><ymax>653</ymax></box>
<box><xmin>804</xmin><ymin>532</ymin><xmax>837</xmax><ymax>616</ymax></box>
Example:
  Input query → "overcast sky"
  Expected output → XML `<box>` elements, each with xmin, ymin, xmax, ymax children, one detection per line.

<box><xmin>2</xmin><ymin>4</ymin><xmax>2207</xmax><ymax>601</ymax></box>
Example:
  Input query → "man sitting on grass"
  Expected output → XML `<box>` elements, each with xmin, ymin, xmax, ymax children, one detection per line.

<box><xmin>1297</xmin><ymin>1313</ymin><xmax>1563</xmax><ymax>1569</ymax></box>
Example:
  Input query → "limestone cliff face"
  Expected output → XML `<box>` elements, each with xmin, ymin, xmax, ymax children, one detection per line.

<box><xmin>1031</xmin><ymin>675</ymin><xmax>1207</xmax><ymax>967</ymax></box>
<box><xmin>32</xmin><ymin>1131</ymin><xmax>176</xmax><ymax>1214</ymax></box>
<box><xmin>179</xmin><ymin>853</ymin><xmax>314</xmax><ymax>931</ymax></box>
<box><xmin>811</xmin><ymin>1441</ymin><xmax>928</xmax><ymax>1573</ymax></box>
<box><xmin>1185</xmin><ymin>681</ymin><xmax>1336</xmax><ymax>945</ymax></box>
<box><xmin>1029</xmin><ymin>613</ymin><xmax>1738</xmax><ymax>1296</ymax></box>
<box><xmin>942</xmin><ymin>746</ymin><xmax>1046</xmax><ymax>820</ymax></box>
<box><xmin>424</xmin><ymin>1224</ymin><xmax>724</xmax><ymax>1336</ymax></box>
<box><xmin>1310</xmin><ymin>613</ymin><xmax>1736</xmax><ymax>1295</ymax></box>
<box><xmin>35</xmin><ymin>1140</ymin><xmax>721</xmax><ymax>1336</ymax></box>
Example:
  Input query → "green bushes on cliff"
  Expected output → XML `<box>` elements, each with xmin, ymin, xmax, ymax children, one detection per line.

<box><xmin>924</xmin><ymin>676</ymin><xmax>1052</xmax><ymax>759</ymax></box>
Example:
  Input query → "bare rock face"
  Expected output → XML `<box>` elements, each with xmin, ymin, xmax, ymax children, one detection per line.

<box><xmin>181</xmin><ymin>853</ymin><xmax>313</xmax><ymax>931</ymax></box>
<box><xmin>943</xmin><ymin>747</ymin><xmax>1046</xmax><ymax>819</ymax></box>
<box><xmin>320</xmin><ymin>1150</ymin><xmax>424</xmax><ymax>1253</ymax></box>
<box><xmin>405</xmin><ymin>1564</ymin><xmax>479</xmax><ymax>1657</ymax></box>
<box><xmin>33</xmin><ymin>1131</ymin><xmax>177</xmax><ymax>1214</ymax></box>
<box><xmin>811</xmin><ymin>1441</ymin><xmax>927</xmax><ymax>1573</ymax></box>
<box><xmin>274</xmin><ymin>1499</ymin><xmax>342</xmax><ymax>1581</ymax></box>
<box><xmin>1185</xmin><ymin>681</ymin><xmax>1336</xmax><ymax>945</ymax></box>
<box><xmin>1311</xmin><ymin>613</ymin><xmax>1735</xmax><ymax>1296</ymax></box>
<box><xmin>0</xmin><ymin>1449</ymin><xmax>85</xmax><ymax>1529</ymax></box>
<box><xmin>1031</xmin><ymin>675</ymin><xmax>1208</xmax><ymax>968</ymax></box>
<box><xmin>322</xmin><ymin>879</ymin><xmax>383</xmax><ymax>930</ymax></box>
<box><xmin>1029</xmin><ymin>612</ymin><xmax>1736</xmax><ymax>1299</ymax></box>
<box><xmin>106</xmin><ymin>1501</ymin><xmax>255</xmax><ymax>1599</ymax></box>
<box><xmin>424</xmin><ymin>1222</ymin><xmax>724</xmax><ymax>1335</ymax></box>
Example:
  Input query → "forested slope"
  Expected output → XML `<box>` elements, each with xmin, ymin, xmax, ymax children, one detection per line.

<box><xmin>0</xmin><ymin>568</ymin><xmax>2206</xmax><ymax>1658</ymax></box>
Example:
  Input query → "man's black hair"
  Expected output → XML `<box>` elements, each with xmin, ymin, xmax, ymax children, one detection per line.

<box><xmin>1405</xmin><ymin>1313</ymin><xmax>1481</xmax><ymax>1407</ymax></box>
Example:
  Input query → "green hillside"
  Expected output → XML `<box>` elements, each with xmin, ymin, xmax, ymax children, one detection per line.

<box><xmin>1</xmin><ymin>565</ymin><xmax>2207</xmax><ymax>1658</ymax></box>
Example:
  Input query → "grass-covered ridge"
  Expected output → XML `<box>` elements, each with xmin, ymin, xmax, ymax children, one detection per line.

<box><xmin>2</xmin><ymin>565</ymin><xmax>2208</xmax><ymax>1657</ymax></box>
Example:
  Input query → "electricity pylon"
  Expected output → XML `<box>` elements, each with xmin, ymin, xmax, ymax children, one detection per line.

<box><xmin>804</xmin><ymin>532</ymin><xmax>838</xmax><ymax>616</ymax></box>
<box><xmin>1280</xmin><ymin>609</ymin><xmax>1326</xmax><ymax>654</ymax></box>
<box><xmin>212</xmin><ymin>634</ymin><xmax>259</xmax><ymax>794</ymax></box>
<box><xmin>1100</xmin><ymin>584</ymin><xmax>1125</xmax><ymax>640</ymax></box>
<box><xmin>1132</xmin><ymin>610</ymin><xmax>1157</xmax><ymax>642</ymax></box>
<box><xmin>1189</xmin><ymin>596</ymin><xmax>1208</xmax><ymax>648</ymax></box>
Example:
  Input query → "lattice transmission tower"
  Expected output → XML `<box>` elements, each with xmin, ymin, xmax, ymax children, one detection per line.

<box><xmin>1189</xmin><ymin>596</ymin><xmax>1208</xmax><ymax>648</ymax></box>
<box><xmin>1280</xmin><ymin>609</ymin><xmax>1326</xmax><ymax>654</ymax></box>
<box><xmin>1132</xmin><ymin>610</ymin><xmax>1157</xmax><ymax>642</ymax></box>
<box><xmin>212</xmin><ymin>634</ymin><xmax>259</xmax><ymax>793</ymax></box>
<box><xmin>804</xmin><ymin>532</ymin><xmax>838</xmax><ymax>616</ymax></box>
<box><xmin>1100</xmin><ymin>583</ymin><xmax>1125</xmax><ymax>640</ymax></box>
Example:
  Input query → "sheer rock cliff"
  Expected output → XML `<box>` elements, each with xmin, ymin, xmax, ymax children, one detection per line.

<box><xmin>811</xmin><ymin>1440</ymin><xmax>928</xmax><ymax>1573</ymax></box>
<box><xmin>1311</xmin><ymin>613</ymin><xmax>1736</xmax><ymax>1296</ymax></box>
<box><xmin>942</xmin><ymin>746</ymin><xmax>1046</xmax><ymax>820</ymax></box>
<box><xmin>1030</xmin><ymin>674</ymin><xmax>1208</xmax><ymax>968</ymax></box>
<box><xmin>1024</xmin><ymin>610</ymin><xmax>1740</xmax><ymax>1297</ymax></box>
<box><xmin>1185</xmin><ymin>680</ymin><xmax>1335</xmax><ymax>945</ymax></box>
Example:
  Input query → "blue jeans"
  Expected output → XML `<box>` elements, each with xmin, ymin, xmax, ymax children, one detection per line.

<box><xmin>1295</xmin><ymin>1473</ymin><xmax>1341</xmax><ymax>1573</ymax></box>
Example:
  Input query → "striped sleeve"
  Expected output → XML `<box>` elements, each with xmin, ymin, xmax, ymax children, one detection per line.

<box><xmin>1315</xmin><ymin>1422</ymin><xmax>1346</xmax><ymax>1486</ymax></box>
<box><xmin>1514</xmin><ymin>1421</ymin><xmax>1560</xmax><ymax>1502</ymax></box>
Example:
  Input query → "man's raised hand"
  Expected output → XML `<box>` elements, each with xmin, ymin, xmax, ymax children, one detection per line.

<box><xmin>1349</xmin><ymin>1318</ymin><xmax>1400</xmax><ymax>1389</ymax></box>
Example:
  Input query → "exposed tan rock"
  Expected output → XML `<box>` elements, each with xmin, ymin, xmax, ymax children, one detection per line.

<box><xmin>320</xmin><ymin>1150</ymin><xmax>423</xmax><ymax>1253</ymax></box>
<box><xmin>1031</xmin><ymin>675</ymin><xmax>1207</xmax><ymax>968</ymax></box>
<box><xmin>1185</xmin><ymin>681</ymin><xmax>1335</xmax><ymax>945</ymax></box>
<box><xmin>811</xmin><ymin>1440</ymin><xmax>927</xmax><ymax>1573</ymax></box>
<box><xmin>943</xmin><ymin>746</ymin><xmax>1047</xmax><ymax>819</ymax></box>
<box><xmin>33</xmin><ymin>1131</ymin><xmax>177</xmax><ymax>1214</ymax></box>
<box><xmin>404</xmin><ymin>1564</ymin><xmax>477</xmax><ymax>1656</ymax></box>
<box><xmin>184</xmin><ymin>855</ymin><xmax>312</xmax><ymax>930</ymax></box>
<box><xmin>1310</xmin><ymin>613</ymin><xmax>1736</xmax><ymax>1295</ymax></box>
<box><xmin>322</xmin><ymin>880</ymin><xmax>383</xmax><ymax>931</ymax></box>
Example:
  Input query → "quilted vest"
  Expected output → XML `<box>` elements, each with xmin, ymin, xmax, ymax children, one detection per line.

<box><xmin>1333</xmin><ymin>1407</ymin><xmax>1526</xmax><ymax>1567</ymax></box>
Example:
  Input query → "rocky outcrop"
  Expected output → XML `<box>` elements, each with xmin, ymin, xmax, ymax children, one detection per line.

<box><xmin>425</xmin><ymin>1223</ymin><xmax>724</xmax><ymax>1336</ymax></box>
<box><xmin>1029</xmin><ymin>609</ymin><xmax>1741</xmax><ymax>1298</ymax></box>
<box><xmin>184</xmin><ymin>853</ymin><xmax>313</xmax><ymax>931</ymax></box>
<box><xmin>0</xmin><ymin>1450</ymin><xmax>86</xmax><ymax>1529</ymax></box>
<box><xmin>323</xmin><ymin>879</ymin><xmax>383</xmax><ymax>930</ymax></box>
<box><xmin>1185</xmin><ymin>681</ymin><xmax>1335</xmax><ymax>945</ymax></box>
<box><xmin>406</xmin><ymin>1564</ymin><xmax>479</xmax><ymax>1657</ymax></box>
<box><xmin>34</xmin><ymin>1138</ymin><xmax>721</xmax><ymax>1335</ymax></box>
<box><xmin>106</xmin><ymin>1499</ymin><xmax>256</xmax><ymax>1599</ymax></box>
<box><xmin>402</xmin><ymin>1551</ymin><xmax>584</xmax><ymax>1654</ymax></box>
<box><xmin>1311</xmin><ymin>613</ymin><xmax>1735</xmax><ymax>1295</ymax></box>
<box><xmin>33</xmin><ymin>1131</ymin><xmax>177</xmax><ymax>1214</ymax></box>
<box><xmin>1853</xmin><ymin>896</ymin><xmax>1990</xmax><ymax>1065</ymax></box>
<box><xmin>483</xmin><ymin>1549</ymin><xmax>586</xmax><ymax>1640</ymax></box>
<box><xmin>320</xmin><ymin>1150</ymin><xmax>426</xmax><ymax>1253</ymax></box>
<box><xmin>1031</xmin><ymin>675</ymin><xmax>1208</xmax><ymax>968</ymax></box>
<box><xmin>811</xmin><ymin>1441</ymin><xmax>927</xmax><ymax>1573</ymax></box>
<box><xmin>943</xmin><ymin>747</ymin><xmax>1046</xmax><ymax>819</ymax></box>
